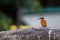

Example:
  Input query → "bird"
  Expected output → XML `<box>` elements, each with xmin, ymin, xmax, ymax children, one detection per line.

<box><xmin>38</xmin><ymin>17</ymin><xmax>47</xmax><ymax>28</ymax></box>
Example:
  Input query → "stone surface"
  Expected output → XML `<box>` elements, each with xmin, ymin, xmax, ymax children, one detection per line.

<box><xmin>0</xmin><ymin>28</ymin><xmax>60</xmax><ymax>40</ymax></box>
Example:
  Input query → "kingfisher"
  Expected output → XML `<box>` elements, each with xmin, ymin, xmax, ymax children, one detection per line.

<box><xmin>39</xmin><ymin>17</ymin><xmax>47</xmax><ymax>28</ymax></box>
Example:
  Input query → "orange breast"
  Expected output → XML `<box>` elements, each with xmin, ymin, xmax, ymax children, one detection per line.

<box><xmin>41</xmin><ymin>20</ymin><xmax>47</xmax><ymax>27</ymax></box>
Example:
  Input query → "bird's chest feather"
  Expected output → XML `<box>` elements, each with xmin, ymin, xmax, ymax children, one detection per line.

<box><xmin>41</xmin><ymin>20</ymin><xmax>47</xmax><ymax>25</ymax></box>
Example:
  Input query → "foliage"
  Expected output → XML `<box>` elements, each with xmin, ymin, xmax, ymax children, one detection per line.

<box><xmin>0</xmin><ymin>12</ymin><xmax>12</xmax><ymax>31</ymax></box>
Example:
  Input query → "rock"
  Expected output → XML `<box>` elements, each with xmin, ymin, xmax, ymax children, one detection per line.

<box><xmin>0</xmin><ymin>28</ymin><xmax>60</xmax><ymax>40</ymax></box>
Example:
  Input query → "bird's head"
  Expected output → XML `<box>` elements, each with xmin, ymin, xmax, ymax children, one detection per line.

<box><xmin>38</xmin><ymin>17</ymin><xmax>44</xmax><ymax>20</ymax></box>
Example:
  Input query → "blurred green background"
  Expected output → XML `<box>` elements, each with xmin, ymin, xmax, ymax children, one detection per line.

<box><xmin>0</xmin><ymin>0</ymin><xmax>60</xmax><ymax>31</ymax></box>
